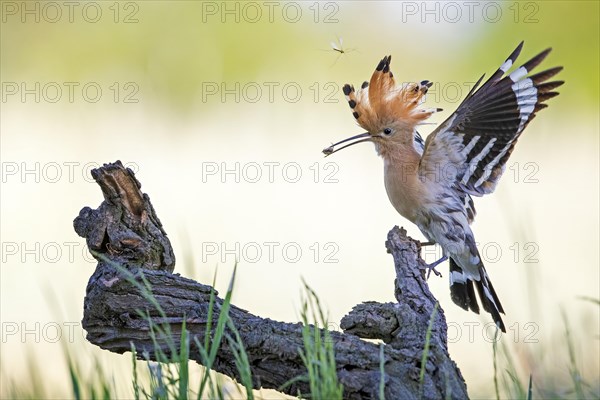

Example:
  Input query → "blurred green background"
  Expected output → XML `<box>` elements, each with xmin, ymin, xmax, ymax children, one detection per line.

<box><xmin>1</xmin><ymin>1</ymin><xmax>598</xmax><ymax>398</ymax></box>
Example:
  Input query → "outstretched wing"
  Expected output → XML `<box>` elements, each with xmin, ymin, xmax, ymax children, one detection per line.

<box><xmin>419</xmin><ymin>42</ymin><xmax>563</xmax><ymax>196</ymax></box>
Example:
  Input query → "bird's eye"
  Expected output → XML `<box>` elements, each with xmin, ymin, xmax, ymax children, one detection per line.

<box><xmin>383</xmin><ymin>128</ymin><xmax>393</xmax><ymax>136</ymax></box>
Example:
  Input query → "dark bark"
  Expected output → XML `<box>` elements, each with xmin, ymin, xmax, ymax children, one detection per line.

<box><xmin>74</xmin><ymin>160</ymin><xmax>468</xmax><ymax>400</ymax></box>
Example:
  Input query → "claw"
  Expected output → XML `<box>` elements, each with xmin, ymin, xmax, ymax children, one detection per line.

<box><xmin>420</xmin><ymin>255</ymin><xmax>447</xmax><ymax>279</ymax></box>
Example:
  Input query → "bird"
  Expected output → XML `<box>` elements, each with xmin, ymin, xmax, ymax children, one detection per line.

<box><xmin>322</xmin><ymin>42</ymin><xmax>563</xmax><ymax>332</ymax></box>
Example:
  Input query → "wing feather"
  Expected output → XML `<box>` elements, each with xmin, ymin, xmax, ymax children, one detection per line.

<box><xmin>419</xmin><ymin>42</ymin><xmax>563</xmax><ymax>199</ymax></box>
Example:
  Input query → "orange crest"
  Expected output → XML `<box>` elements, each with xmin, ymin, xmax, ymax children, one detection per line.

<box><xmin>343</xmin><ymin>55</ymin><xmax>441</xmax><ymax>133</ymax></box>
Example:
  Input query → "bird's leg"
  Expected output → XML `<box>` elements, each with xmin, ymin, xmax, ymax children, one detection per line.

<box><xmin>416</xmin><ymin>240</ymin><xmax>444</xmax><ymax>278</ymax></box>
<box><xmin>421</xmin><ymin>255</ymin><xmax>447</xmax><ymax>279</ymax></box>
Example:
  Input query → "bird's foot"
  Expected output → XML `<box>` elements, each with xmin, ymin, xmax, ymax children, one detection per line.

<box><xmin>420</xmin><ymin>255</ymin><xmax>447</xmax><ymax>279</ymax></box>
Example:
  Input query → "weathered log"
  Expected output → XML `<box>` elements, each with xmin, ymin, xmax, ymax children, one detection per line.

<box><xmin>74</xmin><ymin>160</ymin><xmax>468</xmax><ymax>399</ymax></box>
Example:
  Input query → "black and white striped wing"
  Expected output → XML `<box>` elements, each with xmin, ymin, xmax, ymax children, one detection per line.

<box><xmin>419</xmin><ymin>42</ymin><xmax>563</xmax><ymax>196</ymax></box>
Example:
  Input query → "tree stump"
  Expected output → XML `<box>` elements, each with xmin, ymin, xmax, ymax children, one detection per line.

<box><xmin>73</xmin><ymin>160</ymin><xmax>468</xmax><ymax>399</ymax></box>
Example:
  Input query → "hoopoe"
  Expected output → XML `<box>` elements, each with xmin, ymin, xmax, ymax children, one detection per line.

<box><xmin>323</xmin><ymin>42</ymin><xmax>563</xmax><ymax>332</ymax></box>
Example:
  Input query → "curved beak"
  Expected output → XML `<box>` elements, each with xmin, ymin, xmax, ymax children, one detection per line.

<box><xmin>322</xmin><ymin>132</ymin><xmax>372</xmax><ymax>157</ymax></box>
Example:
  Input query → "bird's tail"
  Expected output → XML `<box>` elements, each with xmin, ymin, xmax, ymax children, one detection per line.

<box><xmin>449</xmin><ymin>258</ymin><xmax>506</xmax><ymax>332</ymax></box>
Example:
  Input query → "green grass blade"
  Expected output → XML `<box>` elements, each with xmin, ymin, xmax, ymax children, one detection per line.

<box><xmin>298</xmin><ymin>280</ymin><xmax>343</xmax><ymax>399</ymax></box>
<box><xmin>493</xmin><ymin>326</ymin><xmax>500</xmax><ymax>400</ymax></box>
<box><xmin>379</xmin><ymin>343</ymin><xmax>385</xmax><ymax>400</ymax></box>
<box><xmin>197</xmin><ymin>264</ymin><xmax>237</xmax><ymax>399</ymax></box>
<box><xmin>419</xmin><ymin>302</ymin><xmax>439</xmax><ymax>399</ymax></box>
<box><xmin>131</xmin><ymin>344</ymin><xmax>141</xmax><ymax>400</ymax></box>
<box><xmin>562</xmin><ymin>309</ymin><xmax>585</xmax><ymax>399</ymax></box>
<box><xmin>205</xmin><ymin>267</ymin><xmax>219</xmax><ymax>350</ymax></box>
<box><xmin>179</xmin><ymin>320</ymin><xmax>190</xmax><ymax>399</ymax></box>
<box><xmin>577</xmin><ymin>296</ymin><xmax>600</xmax><ymax>306</ymax></box>
<box><xmin>66</xmin><ymin>353</ymin><xmax>81</xmax><ymax>400</ymax></box>
<box><xmin>226</xmin><ymin>320</ymin><xmax>254</xmax><ymax>400</ymax></box>
<box><xmin>505</xmin><ymin>369</ymin><xmax>526</xmax><ymax>399</ymax></box>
